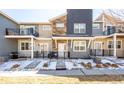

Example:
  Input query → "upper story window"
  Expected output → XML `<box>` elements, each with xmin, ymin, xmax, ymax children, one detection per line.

<box><xmin>93</xmin><ymin>24</ymin><xmax>100</xmax><ymax>29</ymax></box>
<box><xmin>56</xmin><ymin>23</ymin><xmax>64</xmax><ymax>28</ymax></box>
<box><xmin>20</xmin><ymin>25</ymin><xmax>37</xmax><ymax>35</ymax></box>
<box><xmin>42</xmin><ymin>25</ymin><xmax>51</xmax><ymax>31</ymax></box>
<box><xmin>74</xmin><ymin>23</ymin><xmax>86</xmax><ymax>33</ymax></box>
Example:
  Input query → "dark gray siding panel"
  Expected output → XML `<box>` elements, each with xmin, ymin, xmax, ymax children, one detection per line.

<box><xmin>67</xmin><ymin>9</ymin><xmax>92</xmax><ymax>36</ymax></box>
<box><xmin>0</xmin><ymin>14</ymin><xmax>18</xmax><ymax>57</ymax></box>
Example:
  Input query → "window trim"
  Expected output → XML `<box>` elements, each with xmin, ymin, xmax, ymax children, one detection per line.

<box><xmin>74</xmin><ymin>23</ymin><xmax>86</xmax><ymax>33</ymax></box>
<box><xmin>42</xmin><ymin>25</ymin><xmax>51</xmax><ymax>31</ymax></box>
<box><xmin>107</xmin><ymin>40</ymin><xmax>122</xmax><ymax>49</ymax></box>
<box><xmin>73</xmin><ymin>41</ymin><xmax>86</xmax><ymax>52</ymax></box>
<box><xmin>93</xmin><ymin>23</ymin><xmax>100</xmax><ymax>29</ymax></box>
<box><xmin>20</xmin><ymin>41</ymin><xmax>31</xmax><ymax>51</ymax></box>
<box><xmin>56</xmin><ymin>23</ymin><xmax>64</xmax><ymax>28</ymax></box>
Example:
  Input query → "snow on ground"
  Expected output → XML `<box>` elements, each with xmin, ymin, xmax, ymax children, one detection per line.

<box><xmin>48</xmin><ymin>62</ymin><xmax>57</xmax><ymax>70</ymax></box>
<box><xmin>0</xmin><ymin>59</ymin><xmax>35</xmax><ymax>71</ymax></box>
<box><xmin>65</xmin><ymin>62</ymin><xmax>74</xmax><ymax>70</ymax></box>
<box><xmin>101</xmin><ymin>59</ymin><xmax>114</xmax><ymax>64</ymax></box>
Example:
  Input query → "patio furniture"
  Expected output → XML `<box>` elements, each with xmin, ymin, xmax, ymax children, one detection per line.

<box><xmin>9</xmin><ymin>52</ymin><xmax>18</xmax><ymax>59</ymax></box>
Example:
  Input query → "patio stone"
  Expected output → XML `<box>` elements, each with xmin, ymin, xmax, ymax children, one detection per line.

<box><xmin>81</xmin><ymin>68</ymin><xmax>104</xmax><ymax>75</ymax></box>
<box><xmin>37</xmin><ymin>69</ymin><xmax>84</xmax><ymax>76</ymax></box>
<box><xmin>99</xmin><ymin>69</ymin><xmax>117</xmax><ymax>75</ymax></box>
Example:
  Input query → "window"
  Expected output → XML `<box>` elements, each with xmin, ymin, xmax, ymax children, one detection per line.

<box><xmin>21</xmin><ymin>42</ymin><xmax>31</xmax><ymax>50</ymax></box>
<box><xmin>108</xmin><ymin>40</ymin><xmax>122</xmax><ymax>49</ymax></box>
<box><xmin>73</xmin><ymin>41</ymin><xmax>86</xmax><ymax>52</ymax></box>
<box><xmin>117</xmin><ymin>41</ymin><xmax>121</xmax><ymax>49</ymax></box>
<box><xmin>42</xmin><ymin>25</ymin><xmax>51</xmax><ymax>31</ymax></box>
<box><xmin>74</xmin><ymin>23</ymin><xmax>86</xmax><ymax>33</ymax></box>
<box><xmin>56</xmin><ymin>23</ymin><xmax>64</xmax><ymax>28</ymax></box>
<box><xmin>93</xmin><ymin>24</ymin><xmax>100</xmax><ymax>29</ymax></box>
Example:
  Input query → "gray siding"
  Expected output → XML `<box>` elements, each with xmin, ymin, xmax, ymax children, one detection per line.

<box><xmin>68</xmin><ymin>40</ymin><xmax>90</xmax><ymax>58</ymax></box>
<box><xmin>92</xmin><ymin>29</ymin><xmax>103</xmax><ymax>36</ymax></box>
<box><xmin>0</xmin><ymin>14</ymin><xmax>18</xmax><ymax>57</ymax></box>
<box><xmin>67</xmin><ymin>9</ymin><xmax>92</xmax><ymax>36</ymax></box>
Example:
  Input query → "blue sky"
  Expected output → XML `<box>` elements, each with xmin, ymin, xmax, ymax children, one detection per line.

<box><xmin>1</xmin><ymin>9</ymin><xmax>103</xmax><ymax>22</ymax></box>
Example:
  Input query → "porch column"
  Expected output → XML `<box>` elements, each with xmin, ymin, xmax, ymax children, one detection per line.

<box><xmin>113</xmin><ymin>34</ymin><xmax>117</xmax><ymax>57</ymax></box>
<box><xmin>31</xmin><ymin>37</ymin><xmax>34</xmax><ymax>59</ymax></box>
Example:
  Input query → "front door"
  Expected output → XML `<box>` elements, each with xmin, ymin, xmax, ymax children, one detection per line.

<box><xmin>94</xmin><ymin>42</ymin><xmax>103</xmax><ymax>56</ymax></box>
<box><xmin>58</xmin><ymin>43</ymin><xmax>67</xmax><ymax>57</ymax></box>
<box><xmin>40</xmin><ymin>43</ymin><xmax>49</xmax><ymax>57</ymax></box>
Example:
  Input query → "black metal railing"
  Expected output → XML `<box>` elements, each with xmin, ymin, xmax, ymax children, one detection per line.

<box><xmin>90</xmin><ymin>49</ymin><xmax>114</xmax><ymax>56</ymax></box>
<box><xmin>34</xmin><ymin>51</ymin><xmax>70</xmax><ymax>59</ymax></box>
<box><xmin>5</xmin><ymin>28</ymin><xmax>39</xmax><ymax>37</ymax></box>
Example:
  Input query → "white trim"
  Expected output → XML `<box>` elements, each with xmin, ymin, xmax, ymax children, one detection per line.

<box><xmin>36</xmin><ymin>37</ymin><xmax>52</xmax><ymax>40</ymax></box>
<box><xmin>73</xmin><ymin>41</ymin><xmax>86</xmax><ymax>52</ymax></box>
<box><xmin>94</xmin><ymin>42</ymin><xmax>103</xmax><ymax>49</ymax></box>
<box><xmin>5</xmin><ymin>35</ymin><xmax>33</xmax><ymax>39</ymax></box>
<box><xmin>74</xmin><ymin>23</ymin><xmax>86</xmax><ymax>33</ymax></box>
<box><xmin>52</xmin><ymin>37</ymin><xmax>92</xmax><ymax>40</ymax></box>
<box><xmin>39</xmin><ymin>43</ymin><xmax>49</xmax><ymax>52</ymax></box>
<box><xmin>19</xmin><ymin>40</ymin><xmax>31</xmax><ymax>51</ymax></box>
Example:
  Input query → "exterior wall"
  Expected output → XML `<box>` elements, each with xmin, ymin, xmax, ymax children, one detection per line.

<box><xmin>18</xmin><ymin>39</ymin><xmax>31</xmax><ymax>57</ymax></box>
<box><xmin>18</xmin><ymin>39</ymin><xmax>52</xmax><ymax>57</ymax></box>
<box><xmin>67</xmin><ymin>9</ymin><xmax>92</xmax><ymax>36</ymax></box>
<box><xmin>68</xmin><ymin>40</ymin><xmax>90</xmax><ymax>58</ymax></box>
<box><xmin>92</xmin><ymin>22</ymin><xmax>103</xmax><ymax>36</ymax></box>
<box><xmin>0</xmin><ymin>14</ymin><xmax>18</xmax><ymax>57</ymax></box>
<box><xmin>50</xmin><ymin>15</ymin><xmax>66</xmax><ymax>36</ymax></box>
<box><xmin>38</xmin><ymin>24</ymin><xmax>52</xmax><ymax>37</ymax></box>
<box><xmin>91</xmin><ymin>37</ymin><xmax>124</xmax><ymax>57</ymax></box>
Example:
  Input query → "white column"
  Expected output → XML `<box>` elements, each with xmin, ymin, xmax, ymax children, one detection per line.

<box><xmin>31</xmin><ymin>37</ymin><xmax>34</xmax><ymax>59</ymax></box>
<box><xmin>113</xmin><ymin>34</ymin><xmax>117</xmax><ymax>57</ymax></box>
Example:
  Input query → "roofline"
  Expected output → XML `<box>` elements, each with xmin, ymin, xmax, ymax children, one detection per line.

<box><xmin>19</xmin><ymin>22</ymin><xmax>51</xmax><ymax>25</ymax></box>
<box><xmin>0</xmin><ymin>11</ymin><xmax>18</xmax><ymax>24</ymax></box>
<box><xmin>49</xmin><ymin>13</ymin><xmax>67</xmax><ymax>21</ymax></box>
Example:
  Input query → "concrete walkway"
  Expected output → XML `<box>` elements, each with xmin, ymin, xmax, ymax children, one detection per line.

<box><xmin>38</xmin><ymin>68</ymin><xmax>124</xmax><ymax>76</ymax></box>
<box><xmin>56</xmin><ymin>60</ymin><xmax>66</xmax><ymax>70</ymax></box>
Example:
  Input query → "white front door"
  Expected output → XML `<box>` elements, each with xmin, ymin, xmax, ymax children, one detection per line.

<box><xmin>94</xmin><ymin>42</ymin><xmax>103</xmax><ymax>56</ymax></box>
<box><xmin>58</xmin><ymin>43</ymin><xmax>67</xmax><ymax>57</ymax></box>
<box><xmin>40</xmin><ymin>43</ymin><xmax>49</xmax><ymax>56</ymax></box>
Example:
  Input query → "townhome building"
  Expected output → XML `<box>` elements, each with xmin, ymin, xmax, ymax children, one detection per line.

<box><xmin>0</xmin><ymin>9</ymin><xmax>124</xmax><ymax>61</ymax></box>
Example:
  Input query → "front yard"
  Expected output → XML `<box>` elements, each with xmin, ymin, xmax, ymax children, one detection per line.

<box><xmin>0</xmin><ymin>57</ymin><xmax>124</xmax><ymax>83</ymax></box>
<box><xmin>1</xmin><ymin>75</ymin><xmax>124</xmax><ymax>84</ymax></box>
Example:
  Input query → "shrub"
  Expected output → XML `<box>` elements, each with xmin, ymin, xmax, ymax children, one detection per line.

<box><xmin>94</xmin><ymin>57</ymin><xmax>101</xmax><ymax>63</ymax></box>
<box><xmin>80</xmin><ymin>62</ymin><xmax>85</xmax><ymax>66</ymax></box>
<box><xmin>11</xmin><ymin>64</ymin><xmax>20</xmax><ymax>69</ymax></box>
<box><xmin>111</xmin><ymin>64</ymin><xmax>118</xmax><ymax>68</ymax></box>
<box><xmin>86</xmin><ymin>62</ymin><xmax>92</xmax><ymax>69</ymax></box>
<box><xmin>103</xmin><ymin>63</ymin><xmax>109</xmax><ymax>68</ymax></box>
<box><xmin>43</xmin><ymin>63</ymin><xmax>48</xmax><ymax>67</ymax></box>
<box><xmin>96</xmin><ymin>63</ymin><xmax>103</xmax><ymax>68</ymax></box>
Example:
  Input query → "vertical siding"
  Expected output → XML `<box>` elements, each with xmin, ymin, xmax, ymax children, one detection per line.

<box><xmin>67</xmin><ymin>9</ymin><xmax>92</xmax><ymax>36</ymax></box>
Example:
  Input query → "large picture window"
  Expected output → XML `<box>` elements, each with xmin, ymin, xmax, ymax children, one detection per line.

<box><xmin>73</xmin><ymin>41</ymin><xmax>86</xmax><ymax>52</ymax></box>
<box><xmin>74</xmin><ymin>23</ymin><xmax>86</xmax><ymax>33</ymax></box>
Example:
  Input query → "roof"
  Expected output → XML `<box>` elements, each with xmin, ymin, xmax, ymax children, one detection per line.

<box><xmin>0</xmin><ymin>11</ymin><xmax>18</xmax><ymax>24</ymax></box>
<box><xmin>95</xmin><ymin>12</ymin><xmax>123</xmax><ymax>24</ymax></box>
<box><xmin>19</xmin><ymin>22</ymin><xmax>51</xmax><ymax>25</ymax></box>
<box><xmin>49</xmin><ymin>13</ymin><xmax>67</xmax><ymax>21</ymax></box>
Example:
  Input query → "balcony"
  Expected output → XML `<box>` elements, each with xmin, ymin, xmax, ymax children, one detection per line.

<box><xmin>5</xmin><ymin>28</ymin><xmax>39</xmax><ymax>37</ymax></box>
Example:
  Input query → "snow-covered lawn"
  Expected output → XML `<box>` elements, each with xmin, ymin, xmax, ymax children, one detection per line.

<box><xmin>1</xmin><ymin>58</ymin><xmax>124</xmax><ymax>71</ymax></box>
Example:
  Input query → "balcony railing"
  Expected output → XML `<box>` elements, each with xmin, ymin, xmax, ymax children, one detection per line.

<box><xmin>5</xmin><ymin>28</ymin><xmax>39</xmax><ymax>37</ymax></box>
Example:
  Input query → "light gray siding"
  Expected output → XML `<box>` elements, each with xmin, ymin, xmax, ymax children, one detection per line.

<box><xmin>0</xmin><ymin>14</ymin><xmax>18</xmax><ymax>57</ymax></box>
<box><xmin>68</xmin><ymin>40</ymin><xmax>90</xmax><ymax>58</ymax></box>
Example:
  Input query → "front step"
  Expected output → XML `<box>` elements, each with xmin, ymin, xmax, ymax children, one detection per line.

<box><xmin>56</xmin><ymin>61</ymin><xmax>66</xmax><ymax>70</ymax></box>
